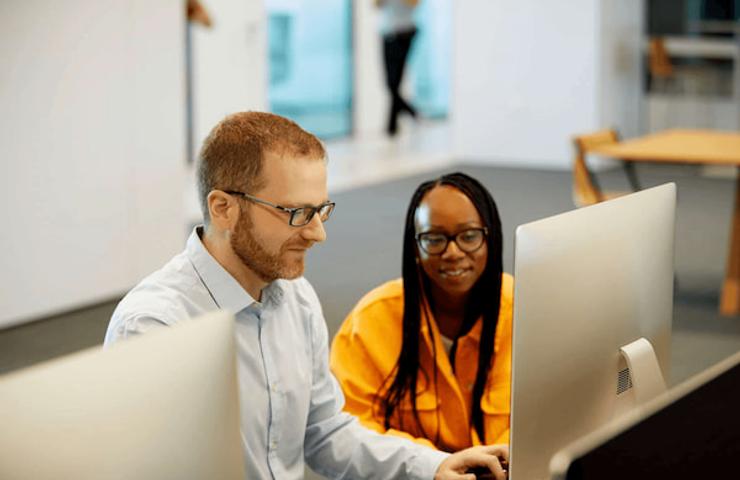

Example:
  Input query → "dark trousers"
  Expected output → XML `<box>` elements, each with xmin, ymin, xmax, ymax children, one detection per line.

<box><xmin>383</xmin><ymin>27</ymin><xmax>417</xmax><ymax>135</ymax></box>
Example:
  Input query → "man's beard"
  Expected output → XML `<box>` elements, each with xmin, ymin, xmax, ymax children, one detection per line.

<box><xmin>230</xmin><ymin>210</ymin><xmax>307</xmax><ymax>283</ymax></box>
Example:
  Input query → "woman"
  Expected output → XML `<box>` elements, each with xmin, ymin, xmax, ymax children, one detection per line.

<box><xmin>330</xmin><ymin>172</ymin><xmax>512</xmax><ymax>452</ymax></box>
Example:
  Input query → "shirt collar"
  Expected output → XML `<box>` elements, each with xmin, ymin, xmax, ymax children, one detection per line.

<box><xmin>419</xmin><ymin>299</ymin><xmax>501</xmax><ymax>354</ymax></box>
<box><xmin>262</xmin><ymin>281</ymin><xmax>285</xmax><ymax>305</ymax></box>
<box><xmin>186</xmin><ymin>226</ymin><xmax>257</xmax><ymax>314</ymax></box>
<box><xmin>457</xmin><ymin>318</ymin><xmax>503</xmax><ymax>354</ymax></box>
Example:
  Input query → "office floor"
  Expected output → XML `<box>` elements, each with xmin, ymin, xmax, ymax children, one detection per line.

<box><xmin>1</xmin><ymin>146</ymin><xmax>739</xmax><ymax>480</ymax></box>
<box><xmin>2</xmin><ymin>160</ymin><xmax>739</xmax><ymax>381</ymax></box>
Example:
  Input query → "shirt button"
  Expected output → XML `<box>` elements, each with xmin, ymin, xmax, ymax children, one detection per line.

<box><xmin>270</xmin><ymin>441</ymin><xmax>277</xmax><ymax>450</ymax></box>
<box><xmin>271</xmin><ymin>383</ymin><xmax>278</xmax><ymax>393</ymax></box>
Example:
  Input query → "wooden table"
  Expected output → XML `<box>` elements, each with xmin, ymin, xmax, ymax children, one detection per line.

<box><xmin>592</xmin><ymin>129</ymin><xmax>740</xmax><ymax>316</ymax></box>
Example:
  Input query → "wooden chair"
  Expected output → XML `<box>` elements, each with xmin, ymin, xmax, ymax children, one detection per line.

<box><xmin>572</xmin><ymin>129</ymin><xmax>639</xmax><ymax>207</ymax></box>
<box><xmin>573</xmin><ymin>130</ymin><xmax>676</xmax><ymax>287</ymax></box>
<box><xmin>648</xmin><ymin>37</ymin><xmax>677</xmax><ymax>93</ymax></box>
<box><xmin>648</xmin><ymin>37</ymin><xmax>673</xmax><ymax>79</ymax></box>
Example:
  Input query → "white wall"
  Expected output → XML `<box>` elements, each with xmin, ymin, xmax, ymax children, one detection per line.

<box><xmin>598</xmin><ymin>0</ymin><xmax>644</xmax><ymax>140</ymax></box>
<box><xmin>1</xmin><ymin>0</ymin><xmax>269</xmax><ymax>328</ymax></box>
<box><xmin>1</xmin><ymin>0</ymin><xmax>186</xmax><ymax>328</ymax></box>
<box><xmin>191</xmin><ymin>0</ymin><xmax>267</xmax><ymax>154</ymax></box>
<box><xmin>185</xmin><ymin>0</ymin><xmax>268</xmax><ymax>223</ymax></box>
<box><xmin>453</xmin><ymin>0</ymin><xmax>643</xmax><ymax>169</ymax></box>
<box><xmin>353</xmin><ymin>0</ymin><xmax>387</xmax><ymax>137</ymax></box>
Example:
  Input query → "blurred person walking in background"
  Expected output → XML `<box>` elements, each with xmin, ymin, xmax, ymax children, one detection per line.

<box><xmin>377</xmin><ymin>0</ymin><xmax>419</xmax><ymax>136</ymax></box>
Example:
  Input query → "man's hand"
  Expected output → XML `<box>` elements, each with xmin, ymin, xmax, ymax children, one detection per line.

<box><xmin>434</xmin><ymin>444</ymin><xmax>509</xmax><ymax>480</ymax></box>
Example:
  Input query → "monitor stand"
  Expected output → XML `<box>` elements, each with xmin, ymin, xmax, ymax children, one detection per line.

<box><xmin>613</xmin><ymin>337</ymin><xmax>667</xmax><ymax>418</ymax></box>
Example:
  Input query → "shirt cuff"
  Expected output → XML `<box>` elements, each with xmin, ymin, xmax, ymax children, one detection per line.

<box><xmin>408</xmin><ymin>448</ymin><xmax>449</xmax><ymax>480</ymax></box>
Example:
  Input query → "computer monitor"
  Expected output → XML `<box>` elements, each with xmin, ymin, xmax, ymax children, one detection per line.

<box><xmin>0</xmin><ymin>311</ymin><xmax>244</xmax><ymax>480</ymax></box>
<box><xmin>509</xmin><ymin>183</ymin><xmax>676</xmax><ymax>480</ymax></box>
<box><xmin>549</xmin><ymin>350</ymin><xmax>740</xmax><ymax>480</ymax></box>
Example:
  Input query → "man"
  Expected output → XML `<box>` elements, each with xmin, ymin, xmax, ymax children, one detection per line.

<box><xmin>105</xmin><ymin>112</ymin><xmax>507</xmax><ymax>479</ymax></box>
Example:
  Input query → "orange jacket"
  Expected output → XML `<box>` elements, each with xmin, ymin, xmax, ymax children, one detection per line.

<box><xmin>330</xmin><ymin>274</ymin><xmax>513</xmax><ymax>452</ymax></box>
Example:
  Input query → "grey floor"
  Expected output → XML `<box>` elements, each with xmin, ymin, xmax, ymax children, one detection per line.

<box><xmin>307</xmin><ymin>162</ymin><xmax>740</xmax><ymax>386</ymax></box>
<box><xmin>1</xmin><ymin>164</ymin><xmax>739</xmax><ymax>477</ymax></box>
<box><xmin>2</xmin><ymin>163</ymin><xmax>739</xmax><ymax>380</ymax></box>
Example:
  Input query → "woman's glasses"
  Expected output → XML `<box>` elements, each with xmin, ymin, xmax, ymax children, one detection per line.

<box><xmin>415</xmin><ymin>227</ymin><xmax>488</xmax><ymax>255</ymax></box>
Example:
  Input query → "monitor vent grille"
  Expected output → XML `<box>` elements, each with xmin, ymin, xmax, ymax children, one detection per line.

<box><xmin>617</xmin><ymin>367</ymin><xmax>633</xmax><ymax>395</ymax></box>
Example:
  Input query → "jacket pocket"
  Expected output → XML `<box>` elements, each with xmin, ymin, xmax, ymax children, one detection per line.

<box><xmin>481</xmin><ymin>386</ymin><xmax>510</xmax><ymax>444</ymax></box>
<box><xmin>481</xmin><ymin>387</ymin><xmax>510</xmax><ymax>414</ymax></box>
<box><xmin>394</xmin><ymin>392</ymin><xmax>441</xmax><ymax>439</ymax></box>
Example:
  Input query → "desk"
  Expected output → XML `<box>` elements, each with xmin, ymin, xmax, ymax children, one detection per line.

<box><xmin>660</xmin><ymin>36</ymin><xmax>738</xmax><ymax>60</ymax></box>
<box><xmin>592</xmin><ymin>129</ymin><xmax>740</xmax><ymax>316</ymax></box>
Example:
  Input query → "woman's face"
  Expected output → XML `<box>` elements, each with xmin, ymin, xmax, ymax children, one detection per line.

<box><xmin>414</xmin><ymin>185</ymin><xmax>488</xmax><ymax>299</ymax></box>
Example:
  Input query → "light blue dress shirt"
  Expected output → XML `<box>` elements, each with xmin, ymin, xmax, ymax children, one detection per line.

<box><xmin>104</xmin><ymin>227</ymin><xmax>448</xmax><ymax>479</ymax></box>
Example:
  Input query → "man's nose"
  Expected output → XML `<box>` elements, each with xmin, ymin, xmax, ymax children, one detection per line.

<box><xmin>301</xmin><ymin>213</ymin><xmax>327</xmax><ymax>244</ymax></box>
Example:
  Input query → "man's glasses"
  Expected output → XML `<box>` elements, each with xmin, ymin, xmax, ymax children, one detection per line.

<box><xmin>223</xmin><ymin>190</ymin><xmax>335</xmax><ymax>227</ymax></box>
<box><xmin>415</xmin><ymin>227</ymin><xmax>488</xmax><ymax>255</ymax></box>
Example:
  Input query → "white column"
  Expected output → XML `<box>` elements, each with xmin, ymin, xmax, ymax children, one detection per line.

<box><xmin>452</xmin><ymin>0</ymin><xmax>643</xmax><ymax>169</ymax></box>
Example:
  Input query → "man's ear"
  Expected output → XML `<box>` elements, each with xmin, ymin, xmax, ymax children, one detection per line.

<box><xmin>207</xmin><ymin>190</ymin><xmax>240</xmax><ymax>231</ymax></box>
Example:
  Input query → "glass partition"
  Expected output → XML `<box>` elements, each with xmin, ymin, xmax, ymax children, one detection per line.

<box><xmin>267</xmin><ymin>0</ymin><xmax>353</xmax><ymax>138</ymax></box>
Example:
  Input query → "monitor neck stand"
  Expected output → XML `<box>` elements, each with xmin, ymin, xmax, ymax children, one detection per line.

<box><xmin>619</xmin><ymin>337</ymin><xmax>667</xmax><ymax>405</ymax></box>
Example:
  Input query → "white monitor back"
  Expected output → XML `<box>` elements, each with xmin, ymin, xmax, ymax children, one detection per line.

<box><xmin>509</xmin><ymin>183</ymin><xmax>676</xmax><ymax>480</ymax></box>
<box><xmin>0</xmin><ymin>310</ymin><xmax>244</xmax><ymax>480</ymax></box>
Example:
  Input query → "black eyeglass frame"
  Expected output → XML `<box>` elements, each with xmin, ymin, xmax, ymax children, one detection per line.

<box><xmin>415</xmin><ymin>227</ymin><xmax>489</xmax><ymax>255</ymax></box>
<box><xmin>222</xmin><ymin>190</ymin><xmax>335</xmax><ymax>227</ymax></box>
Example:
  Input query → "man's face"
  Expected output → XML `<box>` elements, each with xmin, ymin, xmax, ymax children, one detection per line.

<box><xmin>231</xmin><ymin>152</ymin><xmax>328</xmax><ymax>283</ymax></box>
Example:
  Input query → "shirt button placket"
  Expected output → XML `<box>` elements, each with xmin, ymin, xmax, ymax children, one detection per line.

<box><xmin>259</xmin><ymin>308</ymin><xmax>281</xmax><ymax>464</ymax></box>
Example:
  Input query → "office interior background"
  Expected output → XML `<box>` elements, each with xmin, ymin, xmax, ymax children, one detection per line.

<box><xmin>1</xmin><ymin>1</ymin><xmax>740</xmax><ymax>476</ymax></box>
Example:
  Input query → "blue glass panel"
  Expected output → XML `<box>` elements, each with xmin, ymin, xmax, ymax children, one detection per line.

<box><xmin>267</xmin><ymin>0</ymin><xmax>353</xmax><ymax>139</ymax></box>
<box><xmin>409</xmin><ymin>0</ymin><xmax>452</xmax><ymax>119</ymax></box>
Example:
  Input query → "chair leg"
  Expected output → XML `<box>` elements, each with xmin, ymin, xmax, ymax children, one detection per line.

<box><xmin>623</xmin><ymin>161</ymin><xmax>642</xmax><ymax>192</ymax></box>
<box><xmin>720</xmin><ymin>170</ymin><xmax>740</xmax><ymax>315</ymax></box>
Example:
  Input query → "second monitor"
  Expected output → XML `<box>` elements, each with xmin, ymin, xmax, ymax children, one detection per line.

<box><xmin>0</xmin><ymin>311</ymin><xmax>244</xmax><ymax>480</ymax></box>
<box><xmin>509</xmin><ymin>183</ymin><xmax>676</xmax><ymax>480</ymax></box>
